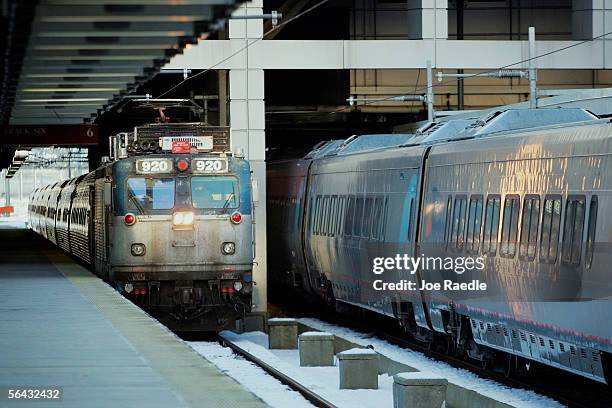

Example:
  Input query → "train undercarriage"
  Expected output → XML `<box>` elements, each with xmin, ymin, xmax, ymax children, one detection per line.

<box><xmin>116</xmin><ymin>277</ymin><xmax>252</xmax><ymax>331</ymax></box>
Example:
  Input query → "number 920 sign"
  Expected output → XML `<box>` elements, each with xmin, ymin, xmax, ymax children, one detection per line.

<box><xmin>135</xmin><ymin>159</ymin><xmax>172</xmax><ymax>174</ymax></box>
<box><xmin>193</xmin><ymin>158</ymin><xmax>228</xmax><ymax>174</ymax></box>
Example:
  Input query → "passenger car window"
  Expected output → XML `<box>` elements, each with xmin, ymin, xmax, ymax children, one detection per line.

<box><xmin>500</xmin><ymin>195</ymin><xmax>520</xmax><ymax>257</ymax></box>
<box><xmin>353</xmin><ymin>196</ymin><xmax>364</xmax><ymax>237</ymax></box>
<box><xmin>484</xmin><ymin>195</ymin><xmax>501</xmax><ymax>255</ymax></box>
<box><xmin>344</xmin><ymin>195</ymin><xmax>355</xmax><ymax>237</ymax></box>
<box><xmin>444</xmin><ymin>195</ymin><xmax>453</xmax><ymax>245</ymax></box>
<box><xmin>323</xmin><ymin>195</ymin><xmax>331</xmax><ymax>236</ymax></box>
<box><xmin>371</xmin><ymin>196</ymin><xmax>383</xmax><ymax>240</ymax></box>
<box><xmin>585</xmin><ymin>196</ymin><xmax>598</xmax><ymax>269</ymax></box>
<box><xmin>336</xmin><ymin>196</ymin><xmax>345</xmax><ymax>236</ymax></box>
<box><xmin>466</xmin><ymin>195</ymin><xmax>483</xmax><ymax>254</ymax></box>
<box><xmin>540</xmin><ymin>196</ymin><xmax>562</xmax><ymax>263</ymax></box>
<box><xmin>520</xmin><ymin>195</ymin><xmax>540</xmax><ymax>260</ymax></box>
<box><xmin>127</xmin><ymin>177</ymin><xmax>175</xmax><ymax>210</ymax></box>
<box><xmin>561</xmin><ymin>196</ymin><xmax>585</xmax><ymax>266</ymax></box>
<box><xmin>451</xmin><ymin>196</ymin><xmax>467</xmax><ymax>251</ymax></box>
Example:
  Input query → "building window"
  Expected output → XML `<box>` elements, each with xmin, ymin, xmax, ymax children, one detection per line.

<box><xmin>500</xmin><ymin>195</ymin><xmax>520</xmax><ymax>257</ymax></box>
<box><xmin>519</xmin><ymin>195</ymin><xmax>540</xmax><ymax>260</ymax></box>
<box><xmin>539</xmin><ymin>195</ymin><xmax>562</xmax><ymax>264</ymax></box>
<box><xmin>561</xmin><ymin>195</ymin><xmax>586</xmax><ymax>266</ymax></box>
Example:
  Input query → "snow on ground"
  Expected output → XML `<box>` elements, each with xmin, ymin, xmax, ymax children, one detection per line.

<box><xmin>300</xmin><ymin>318</ymin><xmax>565</xmax><ymax>408</ymax></box>
<box><xmin>215</xmin><ymin>330</ymin><xmax>396</xmax><ymax>408</ymax></box>
<box><xmin>188</xmin><ymin>340</ymin><xmax>315</xmax><ymax>408</ymax></box>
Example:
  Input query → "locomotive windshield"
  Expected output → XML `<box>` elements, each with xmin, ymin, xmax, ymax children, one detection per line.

<box><xmin>191</xmin><ymin>176</ymin><xmax>239</xmax><ymax>209</ymax></box>
<box><xmin>127</xmin><ymin>177</ymin><xmax>175</xmax><ymax>211</ymax></box>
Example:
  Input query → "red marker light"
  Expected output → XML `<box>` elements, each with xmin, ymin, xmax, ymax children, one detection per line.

<box><xmin>177</xmin><ymin>159</ymin><xmax>189</xmax><ymax>172</ymax></box>
<box><xmin>230</xmin><ymin>212</ymin><xmax>242</xmax><ymax>224</ymax></box>
<box><xmin>124</xmin><ymin>213</ymin><xmax>136</xmax><ymax>226</ymax></box>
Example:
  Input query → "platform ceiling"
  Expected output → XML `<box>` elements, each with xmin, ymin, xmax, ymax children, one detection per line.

<box><xmin>1</xmin><ymin>0</ymin><xmax>241</xmax><ymax>126</ymax></box>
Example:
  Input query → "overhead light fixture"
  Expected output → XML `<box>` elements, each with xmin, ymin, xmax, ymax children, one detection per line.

<box><xmin>19</xmin><ymin>98</ymin><xmax>110</xmax><ymax>103</ymax></box>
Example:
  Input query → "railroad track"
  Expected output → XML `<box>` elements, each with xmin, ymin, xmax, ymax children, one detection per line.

<box><xmin>217</xmin><ymin>332</ymin><xmax>336</xmax><ymax>408</ymax></box>
<box><xmin>269</xmin><ymin>297</ymin><xmax>611</xmax><ymax>408</ymax></box>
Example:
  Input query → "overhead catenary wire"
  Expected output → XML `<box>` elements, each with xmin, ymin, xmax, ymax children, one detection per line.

<box><xmin>152</xmin><ymin>9</ymin><xmax>612</xmax><ymax>116</ymax></box>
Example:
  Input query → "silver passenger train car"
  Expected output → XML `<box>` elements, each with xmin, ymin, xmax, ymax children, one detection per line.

<box><xmin>267</xmin><ymin>108</ymin><xmax>612</xmax><ymax>383</ymax></box>
<box><xmin>29</xmin><ymin>124</ymin><xmax>254</xmax><ymax>331</ymax></box>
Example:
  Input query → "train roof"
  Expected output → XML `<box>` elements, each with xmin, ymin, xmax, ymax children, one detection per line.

<box><xmin>304</xmin><ymin>139</ymin><xmax>345</xmax><ymax>159</ymax></box>
<box><xmin>402</xmin><ymin>119</ymin><xmax>475</xmax><ymax>146</ymax></box>
<box><xmin>334</xmin><ymin>133</ymin><xmax>413</xmax><ymax>156</ymax></box>
<box><xmin>299</xmin><ymin>108</ymin><xmax>599</xmax><ymax>166</ymax></box>
<box><xmin>310</xmin><ymin>138</ymin><xmax>428</xmax><ymax>174</ymax></box>
<box><xmin>455</xmin><ymin>108</ymin><xmax>597</xmax><ymax>139</ymax></box>
<box><xmin>428</xmin><ymin>118</ymin><xmax>612</xmax><ymax>166</ymax></box>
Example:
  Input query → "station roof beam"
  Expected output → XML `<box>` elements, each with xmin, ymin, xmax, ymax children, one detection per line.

<box><xmin>2</xmin><ymin>0</ymin><xmax>242</xmax><ymax>126</ymax></box>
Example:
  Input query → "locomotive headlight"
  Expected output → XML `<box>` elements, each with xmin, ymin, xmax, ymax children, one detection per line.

<box><xmin>233</xmin><ymin>281</ymin><xmax>243</xmax><ymax>292</ymax></box>
<box><xmin>173</xmin><ymin>211</ymin><xmax>195</xmax><ymax>226</ymax></box>
<box><xmin>131</xmin><ymin>243</ymin><xmax>146</xmax><ymax>256</ymax></box>
<box><xmin>222</xmin><ymin>242</ymin><xmax>235</xmax><ymax>255</ymax></box>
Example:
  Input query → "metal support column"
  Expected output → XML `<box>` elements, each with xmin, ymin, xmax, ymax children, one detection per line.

<box><xmin>426</xmin><ymin>60</ymin><xmax>434</xmax><ymax>122</ymax></box>
<box><xmin>4</xmin><ymin>174</ymin><xmax>11</xmax><ymax>207</ymax></box>
<box><xmin>529</xmin><ymin>26</ymin><xmax>537</xmax><ymax>108</ymax></box>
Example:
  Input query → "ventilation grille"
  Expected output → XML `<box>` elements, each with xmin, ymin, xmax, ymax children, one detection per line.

<box><xmin>160</xmin><ymin>136</ymin><xmax>213</xmax><ymax>152</ymax></box>
<box><xmin>135</xmin><ymin>124</ymin><xmax>230</xmax><ymax>152</ymax></box>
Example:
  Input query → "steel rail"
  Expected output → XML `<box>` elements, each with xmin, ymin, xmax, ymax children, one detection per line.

<box><xmin>218</xmin><ymin>332</ymin><xmax>337</xmax><ymax>408</ymax></box>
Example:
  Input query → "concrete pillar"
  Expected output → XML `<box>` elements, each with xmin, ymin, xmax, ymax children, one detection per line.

<box><xmin>406</xmin><ymin>0</ymin><xmax>448</xmax><ymax>40</ymax></box>
<box><xmin>572</xmin><ymin>0</ymin><xmax>606</xmax><ymax>39</ymax></box>
<box><xmin>393</xmin><ymin>372</ymin><xmax>447</xmax><ymax>408</ymax></box>
<box><xmin>228</xmin><ymin>0</ymin><xmax>267</xmax><ymax>315</ymax></box>
<box><xmin>338</xmin><ymin>348</ymin><xmax>378</xmax><ymax>389</ymax></box>
<box><xmin>268</xmin><ymin>318</ymin><xmax>298</xmax><ymax>349</ymax></box>
<box><xmin>572</xmin><ymin>0</ymin><xmax>612</xmax><ymax>67</ymax></box>
<box><xmin>4</xmin><ymin>173</ymin><xmax>11</xmax><ymax>207</ymax></box>
<box><xmin>299</xmin><ymin>332</ymin><xmax>334</xmax><ymax>367</ymax></box>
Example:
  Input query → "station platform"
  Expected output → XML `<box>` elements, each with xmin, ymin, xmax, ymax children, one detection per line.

<box><xmin>0</xmin><ymin>220</ymin><xmax>267</xmax><ymax>408</ymax></box>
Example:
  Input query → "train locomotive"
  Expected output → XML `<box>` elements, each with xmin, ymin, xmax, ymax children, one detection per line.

<box><xmin>29</xmin><ymin>124</ymin><xmax>254</xmax><ymax>331</ymax></box>
<box><xmin>267</xmin><ymin>108</ymin><xmax>612</xmax><ymax>383</ymax></box>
